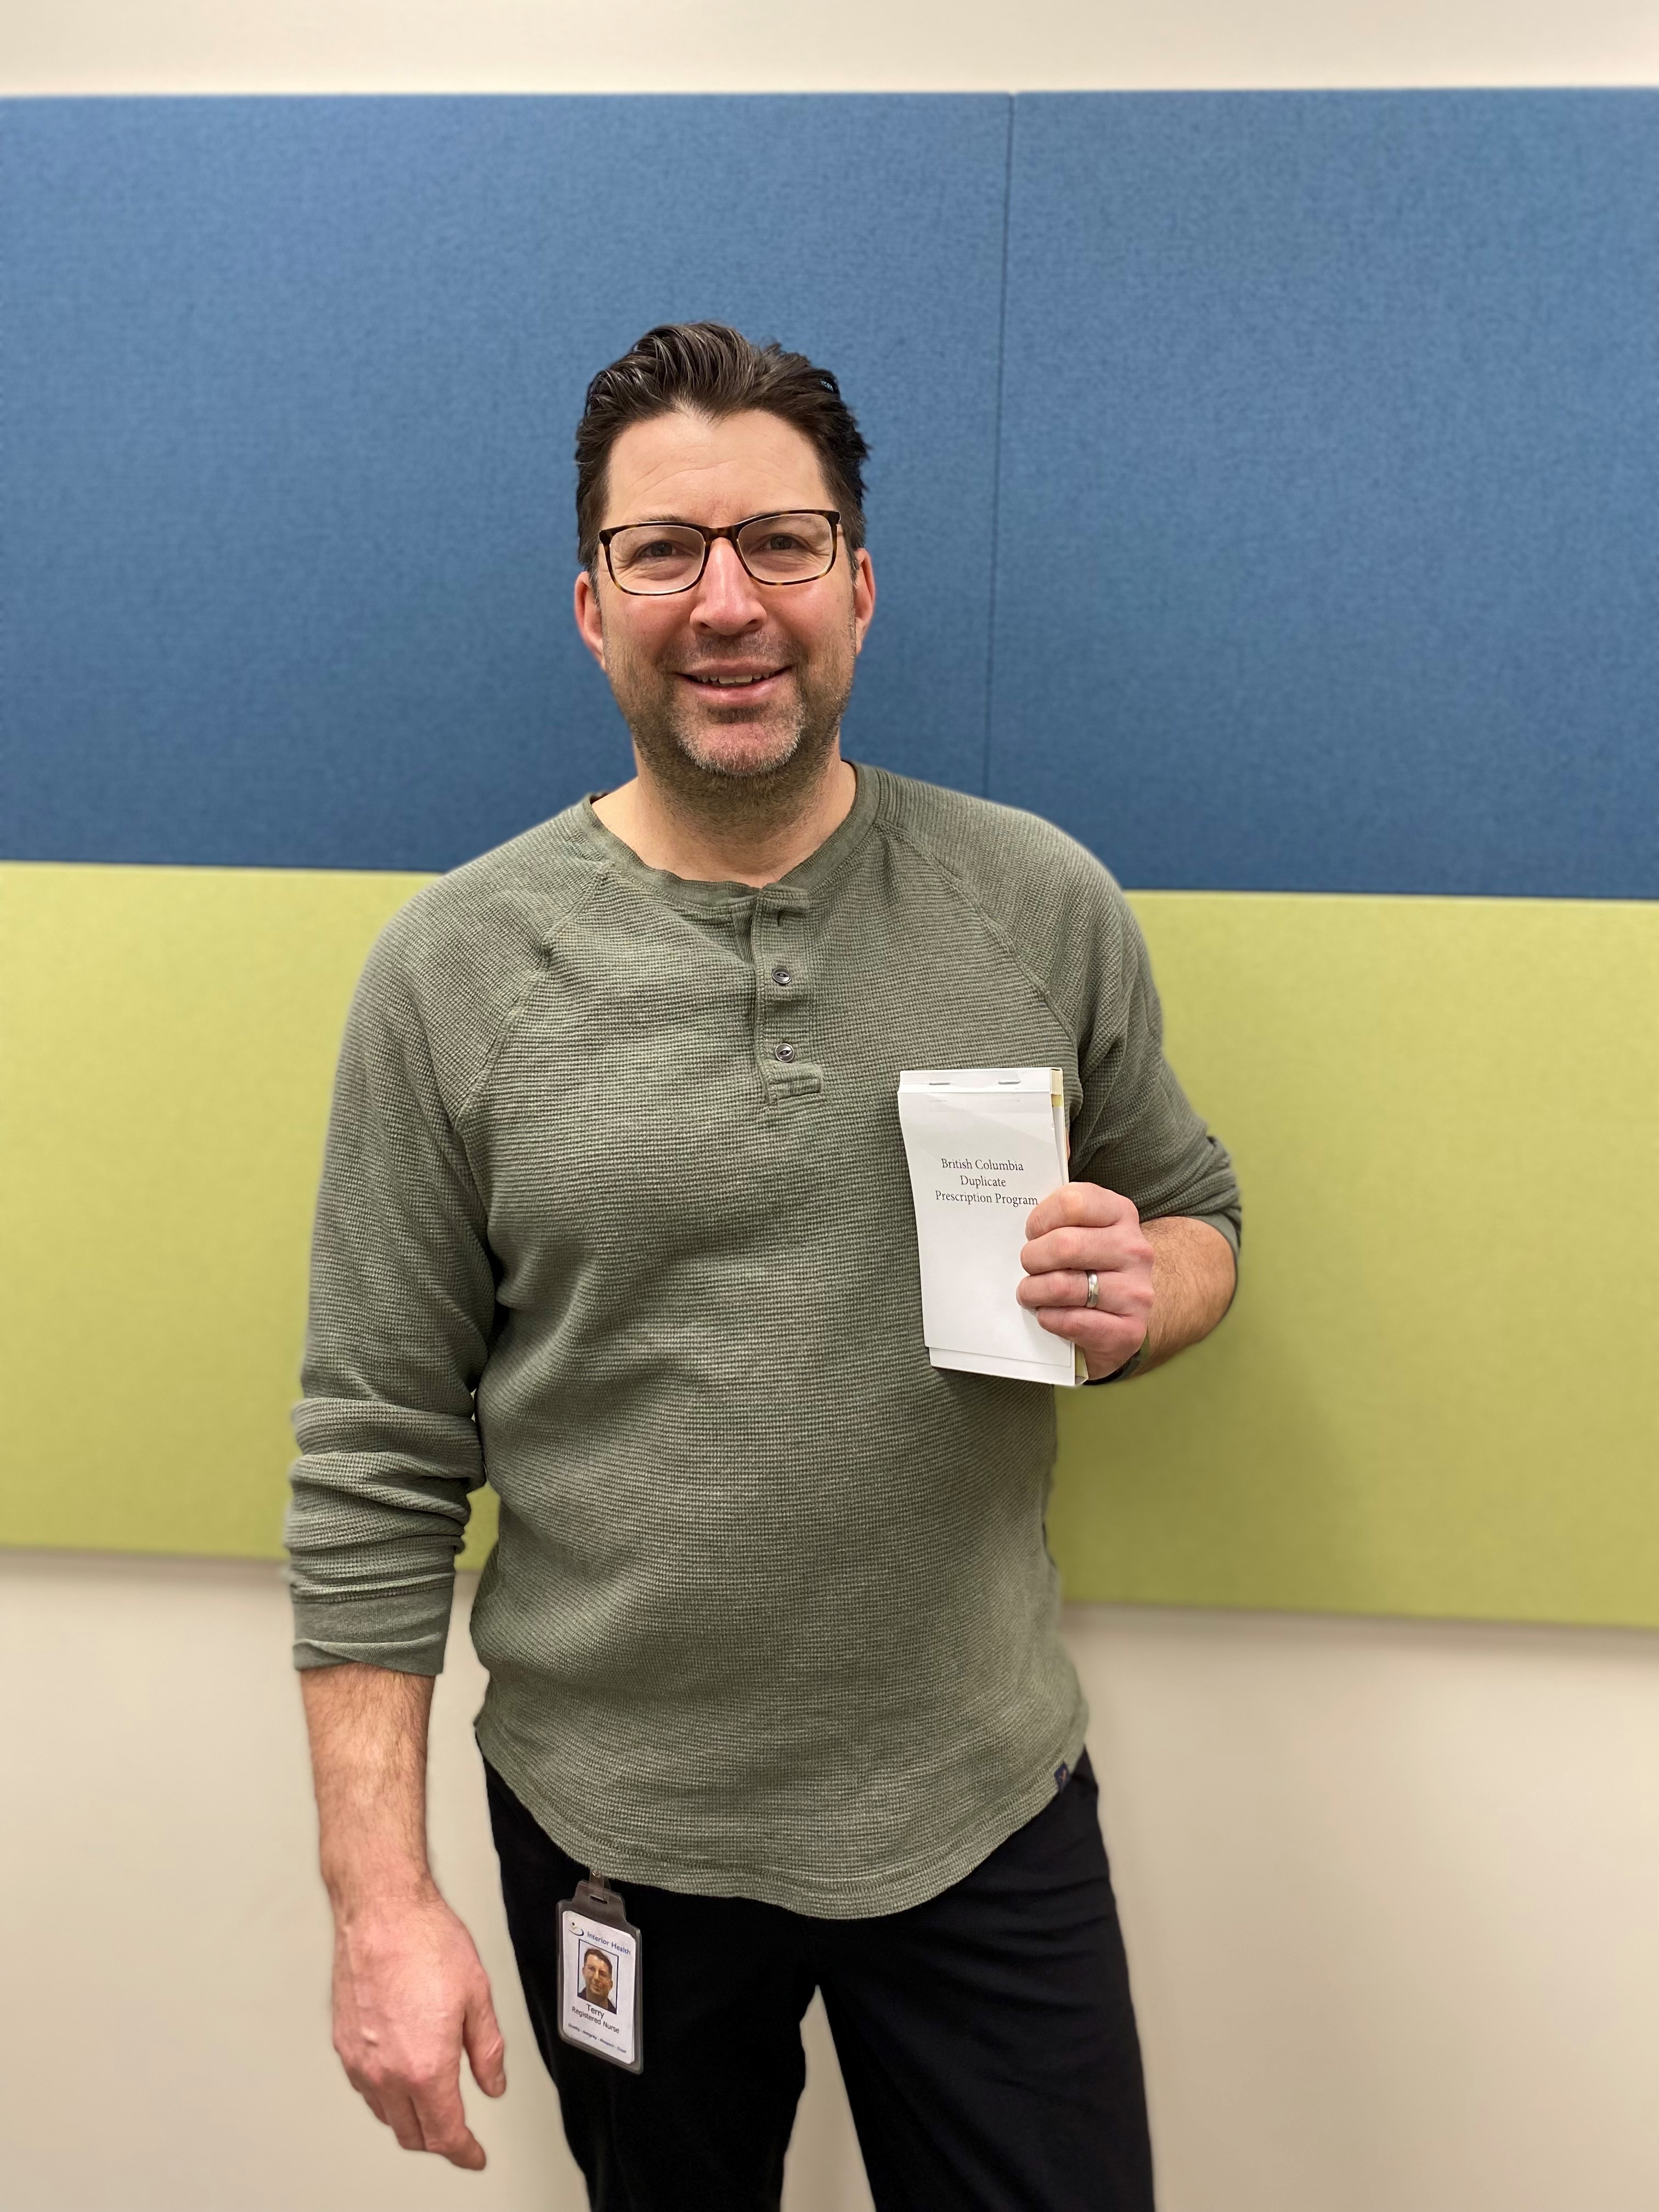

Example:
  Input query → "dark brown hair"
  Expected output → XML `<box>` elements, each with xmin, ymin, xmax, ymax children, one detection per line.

<box><xmin>574</xmin><ymin>322</ymin><xmax>869</xmax><ymax>567</ymax></box>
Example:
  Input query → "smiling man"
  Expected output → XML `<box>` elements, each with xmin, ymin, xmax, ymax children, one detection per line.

<box><xmin>580</xmin><ymin>1949</ymin><xmax>616</xmax><ymax>2013</ymax></box>
<box><xmin>287</xmin><ymin>323</ymin><xmax>1240</xmax><ymax>2212</ymax></box>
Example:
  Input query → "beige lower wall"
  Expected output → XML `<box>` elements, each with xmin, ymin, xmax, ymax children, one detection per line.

<box><xmin>2</xmin><ymin>0</ymin><xmax>1657</xmax><ymax>92</ymax></box>
<box><xmin>3</xmin><ymin>1552</ymin><xmax>1655</xmax><ymax>2211</ymax></box>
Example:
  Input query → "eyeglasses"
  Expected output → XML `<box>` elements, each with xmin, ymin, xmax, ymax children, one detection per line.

<box><xmin>597</xmin><ymin>510</ymin><xmax>841</xmax><ymax>596</ymax></box>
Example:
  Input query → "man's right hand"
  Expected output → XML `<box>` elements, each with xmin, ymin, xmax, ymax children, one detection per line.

<box><xmin>299</xmin><ymin>1662</ymin><xmax>507</xmax><ymax>2170</ymax></box>
<box><xmin>330</xmin><ymin>1887</ymin><xmax>507</xmax><ymax>2169</ymax></box>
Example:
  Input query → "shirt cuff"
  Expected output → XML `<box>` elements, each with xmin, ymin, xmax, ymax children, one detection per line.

<box><xmin>1084</xmin><ymin>1346</ymin><xmax>1145</xmax><ymax>1386</ymax></box>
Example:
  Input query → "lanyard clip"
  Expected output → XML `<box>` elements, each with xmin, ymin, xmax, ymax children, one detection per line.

<box><xmin>575</xmin><ymin>1871</ymin><xmax>628</xmax><ymax>1924</ymax></box>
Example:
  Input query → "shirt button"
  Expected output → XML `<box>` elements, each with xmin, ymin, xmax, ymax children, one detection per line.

<box><xmin>775</xmin><ymin>1041</ymin><xmax>798</xmax><ymax>1064</ymax></box>
<box><xmin>771</xmin><ymin>964</ymin><xmax>793</xmax><ymax>988</ymax></box>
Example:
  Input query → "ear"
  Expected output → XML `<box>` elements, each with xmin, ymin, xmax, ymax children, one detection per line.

<box><xmin>850</xmin><ymin>546</ymin><xmax>876</xmax><ymax>656</ymax></box>
<box><xmin>574</xmin><ymin>568</ymin><xmax>608</xmax><ymax>670</ymax></box>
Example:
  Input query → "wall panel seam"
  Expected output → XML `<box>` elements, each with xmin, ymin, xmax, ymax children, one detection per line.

<box><xmin>977</xmin><ymin>93</ymin><xmax>1016</xmax><ymax>798</ymax></box>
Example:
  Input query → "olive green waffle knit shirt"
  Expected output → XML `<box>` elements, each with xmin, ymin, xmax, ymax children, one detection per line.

<box><xmin>286</xmin><ymin>764</ymin><xmax>1240</xmax><ymax>1915</ymax></box>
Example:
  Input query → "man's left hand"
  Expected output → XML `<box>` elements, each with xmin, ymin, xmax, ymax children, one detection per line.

<box><xmin>1017</xmin><ymin>1182</ymin><xmax>1155</xmax><ymax>1382</ymax></box>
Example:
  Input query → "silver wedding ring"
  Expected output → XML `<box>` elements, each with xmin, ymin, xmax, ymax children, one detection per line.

<box><xmin>1084</xmin><ymin>1271</ymin><xmax>1099</xmax><ymax>1310</ymax></box>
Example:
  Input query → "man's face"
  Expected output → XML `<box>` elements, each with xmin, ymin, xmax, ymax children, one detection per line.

<box><xmin>574</xmin><ymin>408</ymin><xmax>876</xmax><ymax>798</ymax></box>
<box><xmin>582</xmin><ymin>1949</ymin><xmax>613</xmax><ymax>2004</ymax></box>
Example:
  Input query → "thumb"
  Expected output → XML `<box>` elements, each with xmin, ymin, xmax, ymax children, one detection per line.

<box><xmin>464</xmin><ymin>1983</ymin><xmax>508</xmax><ymax>2098</ymax></box>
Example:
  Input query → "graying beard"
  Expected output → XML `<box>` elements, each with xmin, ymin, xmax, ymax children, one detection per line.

<box><xmin>629</xmin><ymin>681</ymin><xmax>851</xmax><ymax>837</ymax></box>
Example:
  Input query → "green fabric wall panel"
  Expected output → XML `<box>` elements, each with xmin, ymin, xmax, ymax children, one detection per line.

<box><xmin>2</xmin><ymin>863</ymin><xmax>426</xmax><ymax>1560</ymax></box>
<box><xmin>5</xmin><ymin>865</ymin><xmax>1654</xmax><ymax>1623</ymax></box>
<box><xmin>1051</xmin><ymin>893</ymin><xmax>1659</xmax><ymax>1626</ymax></box>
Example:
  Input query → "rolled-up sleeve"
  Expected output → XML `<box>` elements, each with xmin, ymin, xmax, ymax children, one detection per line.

<box><xmin>1070</xmin><ymin>894</ymin><xmax>1242</xmax><ymax>1258</ymax></box>
<box><xmin>285</xmin><ymin>933</ymin><xmax>496</xmax><ymax>1674</ymax></box>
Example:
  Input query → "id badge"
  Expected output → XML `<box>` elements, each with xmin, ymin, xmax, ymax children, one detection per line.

<box><xmin>557</xmin><ymin>1875</ymin><xmax>642</xmax><ymax>2073</ymax></box>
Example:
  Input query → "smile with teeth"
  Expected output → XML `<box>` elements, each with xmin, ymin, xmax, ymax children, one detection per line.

<box><xmin>684</xmin><ymin>668</ymin><xmax>785</xmax><ymax>688</ymax></box>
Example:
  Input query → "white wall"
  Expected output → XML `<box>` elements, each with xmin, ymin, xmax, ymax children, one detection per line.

<box><xmin>3</xmin><ymin>0</ymin><xmax>1658</xmax><ymax>92</ymax></box>
<box><xmin>5</xmin><ymin>7</ymin><xmax>1657</xmax><ymax>2208</ymax></box>
<box><xmin>3</xmin><ymin>1554</ymin><xmax>1656</xmax><ymax>2211</ymax></box>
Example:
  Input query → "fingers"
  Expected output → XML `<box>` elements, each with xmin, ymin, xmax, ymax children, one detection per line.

<box><xmin>1022</xmin><ymin>1218</ymin><xmax>1153</xmax><ymax>1276</ymax></box>
<box><xmin>1020</xmin><ymin>1268</ymin><xmax>1151</xmax><ymax>1372</ymax></box>
<box><xmin>368</xmin><ymin>2074</ymin><xmax>487</xmax><ymax>2170</ymax></box>
<box><xmin>1034</xmin><ymin>1304</ymin><xmax>1146</xmax><ymax>1380</ymax></box>
<box><xmin>415</xmin><ymin>2081</ymin><xmax>487</xmax><ymax>2171</ymax></box>
<box><xmin>464</xmin><ymin>1986</ymin><xmax>509</xmax><ymax>2099</ymax></box>
<box><xmin>409</xmin><ymin>2063</ymin><xmax>485</xmax><ymax>2168</ymax></box>
<box><xmin>1021</xmin><ymin>1188</ymin><xmax>1152</xmax><ymax>1284</ymax></box>
<box><xmin>374</xmin><ymin>2085</ymin><xmax>427</xmax><ymax>2154</ymax></box>
<box><xmin>338</xmin><ymin>1988</ymin><xmax>495</xmax><ymax>2169</ymax></box>
<box><xmin>1015</xmin><ymin>1268</ymin><xmax>1123</xmax><ymax>1313</ymax></box>
<box><xmin>1025</xmin><ymin>1180</ymin><xmax>1137</xmax><ymax>1240</ymax></box>
<box><xmin>1019</xmin><ymin>1228</ymin><xmax>1155</xmax><ymax>1298</ymax></box>
<box><xmin>1016</xmin><ymin>1181</ymin><xmax>1154</xmax><ymax>1381</ymax></box>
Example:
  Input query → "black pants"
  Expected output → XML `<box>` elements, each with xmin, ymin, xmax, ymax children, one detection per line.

<box><xmin>486</xmin><ymin>1753</ymin><xmax>1154</xmax><ymax>2212</ymax></box>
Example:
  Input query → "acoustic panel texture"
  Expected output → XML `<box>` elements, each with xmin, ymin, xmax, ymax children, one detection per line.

<box><xmin>990</xmin><ymin>93</ymin><xmax>1659</xmax><ymax>900</ymax></box>
<box><xmin>6</xmin><ymin>864</ymin><xmax>1655</xmax><ymax>1624</ymax></box>
<box><xmin>1</xmin><ymin>95</ymin><xmax>1011</xmax><ymax>870</ymax></box>
<box><xmin>4</xmin><ymin>93</ymin><xmax>1656</xmax><ymax>1626</ymax></box>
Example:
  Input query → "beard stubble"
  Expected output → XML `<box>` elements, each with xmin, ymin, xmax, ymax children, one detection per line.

<box><xmin>604</xmin><ymin>620</ymin><xmax>858</xmax><ymax>839</ymax></box>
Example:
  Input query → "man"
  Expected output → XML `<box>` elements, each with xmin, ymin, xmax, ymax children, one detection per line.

<box><xmin>579</xmin><ymin>1949</ymin><xmax>617</xmax><ymax>2013</ymax></box>
<box><xmin>287</xmin><ymin>321</ymin><xmax>1240</xmax><ymax>2212</ymax></box>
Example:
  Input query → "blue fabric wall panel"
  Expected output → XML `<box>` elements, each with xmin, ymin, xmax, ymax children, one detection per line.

<box><xmin>988</xmin><ymin>93</ymin><xmax>1659</xmax><ymax>899</ymax></box>
<box><xmin>0</xmin><ymin>97</ymin><xmax>1011</xmax><ymax>872</ymax></box>
<box><xmin>9</xmin><ymin>94</ymin><xmax>1654</xmax><ymax>893</ymax></box>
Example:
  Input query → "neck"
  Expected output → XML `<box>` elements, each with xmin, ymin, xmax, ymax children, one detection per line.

<box><xmin>592</xmin><ymin>750</ymin><xmax>857</xmax><ymax>887</ymax></box>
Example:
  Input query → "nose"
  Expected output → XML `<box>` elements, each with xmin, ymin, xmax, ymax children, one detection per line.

<box><xmin>690</xmin><ymin>537</ymin><xmax>768</xmax><ymax>632</ymax></box>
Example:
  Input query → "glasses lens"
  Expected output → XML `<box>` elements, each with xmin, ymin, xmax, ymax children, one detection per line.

<box><xmin>607</xmin><ymin>524</ymin><xmax>707</xmax><ymax>594</ymax></box>
<box><xmin>736</xmin><ymin>512</ymin><xmax>836</xmax><ymax>584</ymax></box>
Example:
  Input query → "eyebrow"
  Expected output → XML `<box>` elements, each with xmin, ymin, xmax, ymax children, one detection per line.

<box><xmin>611</xmin><ymin>508</ymin><xmax>811</xmax><ymax>529</ymax></box>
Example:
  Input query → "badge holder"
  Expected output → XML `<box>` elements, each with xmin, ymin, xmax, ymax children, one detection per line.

<box><xmin>557</xmin><ymin>1874</ymin><xmax>643</xmax><ymax>2073</ymax></box>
